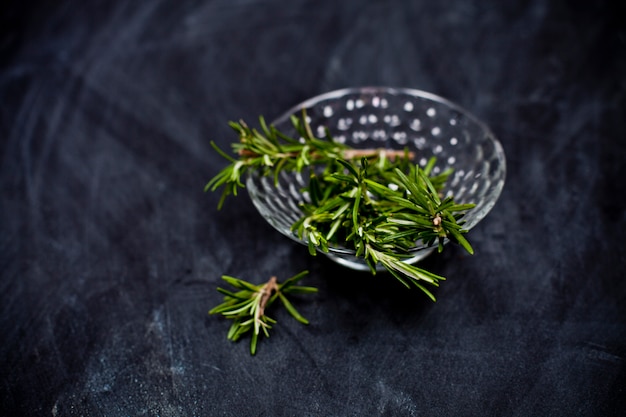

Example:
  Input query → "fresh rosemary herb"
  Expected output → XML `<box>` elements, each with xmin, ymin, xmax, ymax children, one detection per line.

<box><xmin>206</xmin><ymin>110</ymin><xmax>475</xmax><ymax>300</ymax></box>
<box><xmin>209</xmin><ymin>271</ymin><xmax>317</xmax><ymax>355</ymax></box>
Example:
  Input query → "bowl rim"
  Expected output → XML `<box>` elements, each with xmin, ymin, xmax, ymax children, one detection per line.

<box><xmin>272</xmin><ymin>86</ymin><xmax>498</xmax><ymax>141</ymax></box>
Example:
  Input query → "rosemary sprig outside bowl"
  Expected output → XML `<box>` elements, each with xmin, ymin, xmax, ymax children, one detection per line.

<box><xmin>207</xmin><ymin>87</ymin><xmax>506</xmax><ymax>300</ymax></box>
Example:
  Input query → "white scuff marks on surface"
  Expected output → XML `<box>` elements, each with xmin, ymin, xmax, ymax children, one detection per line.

<box><xmin>146</xmin><ymin>304</ymin><xmax>188</xmax><ymax>386</ymax></box>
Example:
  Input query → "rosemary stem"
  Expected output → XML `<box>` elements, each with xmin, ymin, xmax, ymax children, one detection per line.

<box><xmin>238</xmin><ymin>148</ymin><xmax>415</xmax><ymax>161</ymax></box>
<box><xmin>258</xmin><ymin>276</ymin><xmax>278</xmax><ymax>318</ymax></box>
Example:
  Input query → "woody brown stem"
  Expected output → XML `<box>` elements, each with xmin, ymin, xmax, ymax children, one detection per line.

<box><xmin>341</xmin><ymin>148</ymin><xmax>415</xmax><ymax>160</ymax></box>
<box><xmin>258</xmin><ymin>276</ymin><xmax>279</xmax><ymax>317</ymax></box>
<box><xmin>238</xmin><ymin>148</ymin><xmax>415</xmax><ymax>161</ymax></box>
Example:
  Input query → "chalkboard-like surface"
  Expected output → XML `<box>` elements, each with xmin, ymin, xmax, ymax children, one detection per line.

<box><xmin>1</xmin><ymin>1</ymin><xmax>624</xmax><ymax>415</ymax></box>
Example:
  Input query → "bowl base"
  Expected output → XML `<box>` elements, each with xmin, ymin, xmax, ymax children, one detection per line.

<box><xmin>322</xmin><ymin>247</ymin><xmax>437</xmax><ymax>272</ymax></box>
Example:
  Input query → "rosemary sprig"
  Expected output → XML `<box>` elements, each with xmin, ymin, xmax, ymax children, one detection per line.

<box><xmin>209</xmin><ymin>271</ymin><xmax>317</xmax><ymax>355</ymax></box>
<box><xmin>206</xmin><ymin>111</ymin><xmax>475</xmax><ymax>300</ymax></box>
<box><xmin>291</xmin><ymin>156</ymin><xmax>473</xmax><ymax>300</ymax></box>
<box><xmin>205</xmin><ymin>111</ymin><xmax>413</xmax><ymax>209</ymax></box>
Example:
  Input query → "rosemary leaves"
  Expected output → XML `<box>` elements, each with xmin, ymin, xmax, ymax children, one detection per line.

<box><xmin>209</xmin><ymin>271</ymin><xmax>317</xmax><ymax>355</ymax></box>
<box><xmin>206</xmin><ymin>111</ymin><xmax>475</xmax><ymax>300</ymax></box>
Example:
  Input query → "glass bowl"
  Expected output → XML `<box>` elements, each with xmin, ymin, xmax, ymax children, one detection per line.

<box><xmin>246</xmin><ymin>87</ymin><xmax>506</xmax><ymax>271</ymax></box>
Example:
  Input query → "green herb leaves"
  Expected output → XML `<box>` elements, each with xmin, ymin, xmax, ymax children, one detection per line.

<box><xmin>209</xmin><ymin>271</ymin><xmax>317</xmax><ymax>355</ymax></box>
<box><xmin>206</xmin><ymin>112</ymin><xmax>476</xmax><ymax>300</ymax></box>
<box><xmin>205</xmin><ymin>112</ymin><xmax>349</xmax><ymax>209</ymax></box>
<box><xmin>290</xmin><ymin>155</ymin><xmax>474</xmax><ymax>300</ymax></box>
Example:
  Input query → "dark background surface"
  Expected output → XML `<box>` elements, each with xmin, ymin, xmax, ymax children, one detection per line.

<box><xmin>1</xmin><ymin>0</ymin><xmax>625</xmax><ymax>415</ymax></box>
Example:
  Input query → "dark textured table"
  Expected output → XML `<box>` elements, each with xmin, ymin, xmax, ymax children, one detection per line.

<box><xmin>2</xmin><ymin>1</ymin><xmax>625</xmax><ymax>415</ymax></box>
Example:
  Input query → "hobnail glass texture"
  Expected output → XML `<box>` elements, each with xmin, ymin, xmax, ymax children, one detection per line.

<box><xmin>246</xmin><ymin>87</ymin><xmax>506</xmax><ymax>271</ymax></box>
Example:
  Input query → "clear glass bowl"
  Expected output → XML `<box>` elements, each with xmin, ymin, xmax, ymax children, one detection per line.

<box><xmin>246</xmin><ymin>87</ymin><xmax>506</xmax><ymax>271</ymax></box>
